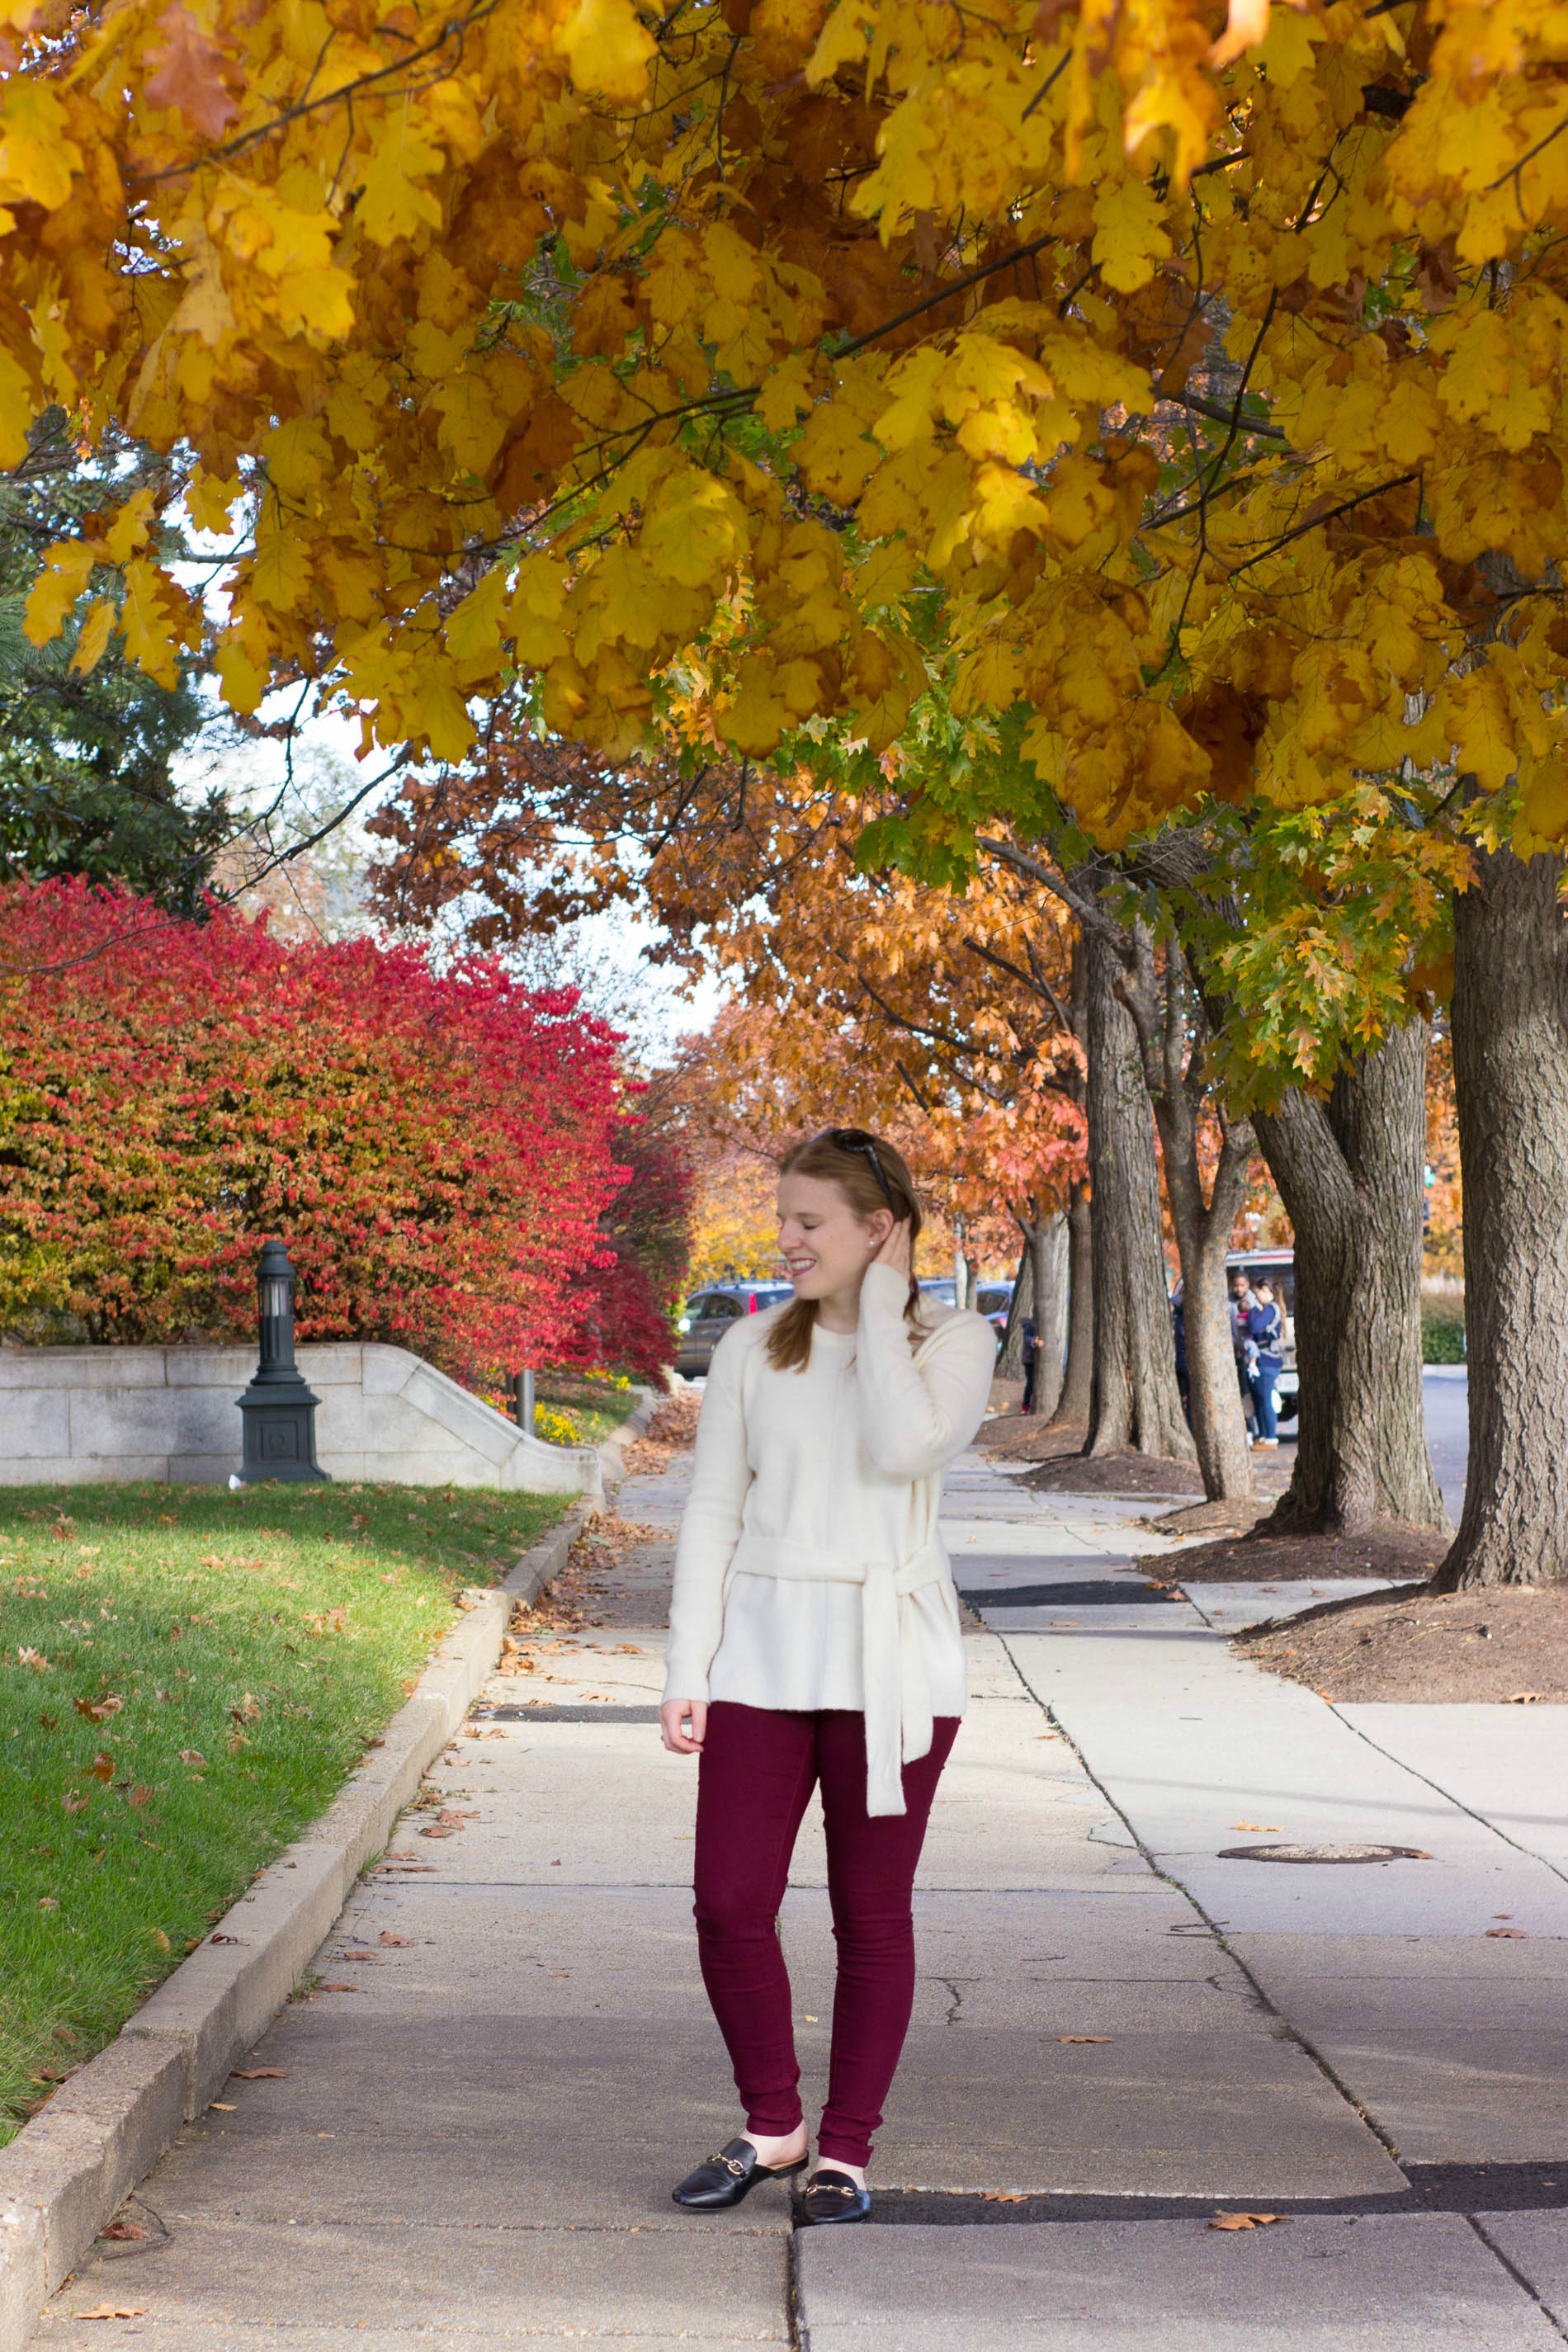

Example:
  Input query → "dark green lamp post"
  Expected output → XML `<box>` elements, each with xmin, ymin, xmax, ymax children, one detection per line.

<box><xmin>235</xmin><ymin>1240</ymin><xmax>330</xmax><ymax>1484</ymax></box>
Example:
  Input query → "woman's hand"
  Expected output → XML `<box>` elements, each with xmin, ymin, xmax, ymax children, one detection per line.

<box><xmin>660</xmin><ymin>1697</ymin><xmax>707</xmax><ymax>1755</ymax></box>
<box><xmin>872</xmin><ymin>1216</ymin><xmax>914</xmax><ymax>1276</ymax></box>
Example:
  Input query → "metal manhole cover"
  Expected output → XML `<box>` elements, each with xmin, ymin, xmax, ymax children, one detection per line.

<box><xmin>1217</xmin><ymin>1842</ymin><xmax>1431</xmax><ymax>1864</ymax></box>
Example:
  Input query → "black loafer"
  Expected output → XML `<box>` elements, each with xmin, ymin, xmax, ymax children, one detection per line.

<box><xmin>800</xmin><ymin>2167</ymin><xmax>871</xmax><ymax>2224</ymax></box>
<box><xmin>672</xmin><ymin>2137</ymin><xmax>808</xmax><ymax>2210</ymax></box>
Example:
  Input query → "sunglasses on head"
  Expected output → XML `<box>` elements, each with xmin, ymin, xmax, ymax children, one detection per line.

<box><xmin>815</xmin><ymin>1126</ymin><xmax>897</xmax><ymax>1211</ymax></box>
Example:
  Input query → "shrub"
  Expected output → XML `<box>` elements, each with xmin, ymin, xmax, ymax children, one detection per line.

<box><xmin>0</xmin><ymin>880</ymin><xmax>629</xmax><ymax>1386</ymax></box>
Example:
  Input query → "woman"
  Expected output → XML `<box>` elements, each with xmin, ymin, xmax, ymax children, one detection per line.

<box><xmin>659</xmin><ymin>1128</ymin><xmax>997</xmax><ymax>2224</ymax></box>
<box><xmin>1245</xmin><ymin>1279</ymin><xmax>1284</xmax><ymax>1450</ymax></box>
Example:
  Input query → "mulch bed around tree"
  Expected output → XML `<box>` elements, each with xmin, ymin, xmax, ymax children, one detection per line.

<box><xmin>1140</xmin><ymin>1522</ymin><xmax>1446</xmax><ymax>1585</ymax></box>
<box><xmin>1237</xmin><ymin>1584</ymin><xmax>1568</xmax><ymax>1704</ymax></box>
<box><xmin>1021</xmin><ymin>1448</ymin><xmax>1207</xmax><ymax>1499</ymax></box>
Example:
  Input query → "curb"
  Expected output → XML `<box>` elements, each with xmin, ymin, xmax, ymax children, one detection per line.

<box><xmin>0</xmin><ymin>1496</ymin><xmax>600</xmax><ymax>2352</ymax></box>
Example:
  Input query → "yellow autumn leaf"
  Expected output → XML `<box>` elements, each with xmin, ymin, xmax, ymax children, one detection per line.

<box><xmin>444</xmin><ymin>564</ymin><xmax>511</xmax><ymax>664</ymax></box>
<box><xmin>1091</xmin><ymin>175</ymin><xmax>1173</xmax><ymax>295</ymax></box>
<box><xmin>215</xmin><ymin>635</ymin><xmax>267</xmax><ymax>713</ymax></box>
<box><xmin>24</xmin><ymin>541</ymin><xmax>95</xmax><ymax>646</ymax></box>
<box><xmin>1443</xmin><ymin>664</ymin><xmax>1517</xmax><ymax>792</ymax></box>
<box><xmin>0</xmin><ymin>82</ymin><xmax>83</xmax><ymax>212</ymax></box>
<box><xmin>0</xmin><ymin>346</ymin><xmax>34</xmax><ymax>470</ymax></box>
<box><xmin>187</xmin><ymin>469</ymin><xmax>243</xmax><ymax>536</ymax></box>
<box><xmin>120</xmin><ymin>558</ymin><xmax>181</xmax><ymax>687</ymax></box>
<box><xmin>103</xmin><ymin>489</ymin><xmax>158</xmax><ymax>567</ymax></box>
<box><xmin>250</xmin><ymin>513</ymin><xmax>312</xmax><ymax>613</ymax></box>
<box><xmin>357</xmin><ymin>125</ymin><xmax>446</xmax><ymax>249</ymax></box>
<box><xmin>69</xmin><ymin>597</ymin><xmax>118</xmax><ymax>676</ymax></box>
<box><xmin>554</xmin><ymin>0</ymin><xmax>656</xmax><ymax>106</ymax></box>
<box><xmin>640</xmin><ymin>468</ymin><xmax>748</xmax><ymax>590</ymax></box>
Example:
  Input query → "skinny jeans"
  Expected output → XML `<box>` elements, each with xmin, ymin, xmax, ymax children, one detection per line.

<box><xmin>1249</xmin><ymin>1361</ymin><xmax>1280</xmax><ymax>1442</ymax></box>
<box><xmin>692</xmin><ymin>1700</ymin><xmax>959</xmax><ymax>2168</ymax></box>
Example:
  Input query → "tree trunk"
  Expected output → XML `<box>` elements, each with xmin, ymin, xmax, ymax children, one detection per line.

<box><xmin>1254</xmin><ymin>1018</ymin><xmax>1447</xmax><ymax>1537</ymax></box>
<box><xmin>1433</xmin><ymin>844</ymin><xmax>1568</xmax><ymax>1588</ymax></box>
<box><xmin>1083</xmin><ymin>923</ymin><xmax>1196</xmax><ymax>1462</ymax></box>
<box><xmin>1119</xmin><ymin>926</ymin><xmax>1254</xmax><ymax>1503</ymax></box>
<box><xmin>1052</xmin><ymin>1181</ymin><xmax>1094</xmax><ymax>1429</ymax></box>
<box><xmin>997</xmin><ymin>1235</ymin><xmax>1032</xmax><ymax>1379</ymax></box>
<box><xmin>1030</xmin><ymin>1211</ymin><xmax>1070</xmax><ymax>1422</ymax></box>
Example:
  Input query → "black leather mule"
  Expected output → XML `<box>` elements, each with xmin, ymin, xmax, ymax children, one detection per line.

<box><xmin>672</xmin><ymin>2137</ymin><xmax>809</xmax><ymax>2210</ymax></box>
<box><xmin>799</xmin><ymin>2166</ymin><xmax>871</xmax><ymax>2223</ymax></box>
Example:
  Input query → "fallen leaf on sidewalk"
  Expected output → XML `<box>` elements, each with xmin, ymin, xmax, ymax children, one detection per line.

<box><xmin>982</xmin><ymin>2191</ymin><xmax>1028</xmax><ymax>2203</ymax></box>
<box><xmin>1210</xmin><ymin>2213</ymin><xmax>1283</xmax><ymax>2230</ymax></box>
<box><xmin>612</xmin><ymin>1644</ymin><xmax>640</xmax><ymax>1654</ymax></box>
<box><xmin>77</xmin><ymin>2305</ymin><xmax>148</xmax><ymax>2320</ymax></box>
<box><xmin>210</xmin><ymin>1933</ymin><xmax>245</xmax><ymax>1944</ymax></box>
<box><xmin>231</xmin><ymin>2068</ymin><xmax>287</xmax><ymax>2080</ymax></box>
<box><xmin>210</xmin><ymin>2103</ymin><xmax>235</xmax><ymax>2112</ymax></box>
<box><xmin>315</xmin><ymin>1982</ymin><xmax>358</xmax><ymax>1992</ymax></box>
<box><xmin>378</xmin><ymin>1931</ymin><xmax>409</xmax><ymax>1946</ymax></box>
<box><xmin>1230</xmin><ymin>1823</ymin><xmax>1283</xmax><ymax>1833</ymax></box>
<box><xmin>1056</xmin><ymin>2035</ymin><xmax>1112</xmax><ymax>2044</ymax></box>
<box><xmin>1486</xmin><ymin>1927</ymin><xmax>1528</xmax><ymax>1939</ymax></box>
<box><xmin>420</xmin><ymin>1824</ymin><xmax>456</xmax><ymax>1838</ymax></box>
<box><xmin>98</xmin><ymin>2222</ymin><xmax>146</xmax><ymax>2242</ymax></box>
<box><xmin>1505</xmin><ymin>1693</ymin><xmax>1546</xmax><ymax>1704</ymax></box>
<box><xmin>339</xmin><ymin>1949</ymin><xmax>380</xmax><ymax>1961</ymax></box>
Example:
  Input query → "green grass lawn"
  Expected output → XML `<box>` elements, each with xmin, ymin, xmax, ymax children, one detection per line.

<box><xmin>0</xmin><ymin>1478</ymin><xmax>569</xmax><ymax>2146</ymax></box>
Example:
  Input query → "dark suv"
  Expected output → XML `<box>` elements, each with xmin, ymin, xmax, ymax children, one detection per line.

<box><xmin>674</xmin><ymin>1282</ymin><xmax>794</xmax><ymax>1377</ymax></box>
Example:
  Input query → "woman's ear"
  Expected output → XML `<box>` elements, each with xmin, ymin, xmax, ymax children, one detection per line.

<box><xmin>864</xmin><ymin>1207</ymin><xmax>895</xmax><ymax>1249</ymax></box>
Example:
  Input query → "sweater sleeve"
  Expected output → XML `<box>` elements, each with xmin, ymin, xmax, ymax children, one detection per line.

<box><xmin>661</xmin><ymin>1325</ymin><xmax>753</xmax><ymax>1703</ymax></box>
<box><xmin>855</xmin><ymin>1261</ymin><xmax>997</xmax><ymax>1480</ymax></box>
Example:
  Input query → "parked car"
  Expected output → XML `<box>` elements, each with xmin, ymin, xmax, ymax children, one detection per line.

<box><xmin>975</xmin><ymin>1280</ymin><xmax>1014</xmax><ymax>1344</ymax></box>
<box><xmin>917</xmin><ymin>1277</ymin><xmax>957</xmax><ymax>1306</ymax></box>
<box><xmin>674</xmin><ymin>1281</ymin><xmax>794</xmax><ymax>1377</ymax></box>
<box><xmin>1222</xmin><ymin>1246</ymin><xmax>1298</xmax><ymax>1423</ymax></box>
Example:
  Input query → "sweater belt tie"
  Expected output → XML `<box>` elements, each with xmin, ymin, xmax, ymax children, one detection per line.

<box><xmin>725</xmin><ymin>1535</ymin><xmax>948</xmax><ymax>1817</ymax></box>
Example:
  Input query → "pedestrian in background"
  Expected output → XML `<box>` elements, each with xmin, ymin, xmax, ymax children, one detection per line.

<box><xmin>1246</xmin><ymin>1279</ymin><xmax>1284</xmax><ymax>1450</ymax></box>
<box><xmin>1020</xmin><ymin>1312</ymin><xmax>1038</xmax><ymax>1415</ymax></box>
<box><xmin>1170</xmin><ymin>1279</ymin><xmax>1190</xmax><ymax>1424</ymax></box>
<box><xmin>1229</xmin><ymin>1268</ymin><xmax>1259</xmax><ymax>1443</ymax></box>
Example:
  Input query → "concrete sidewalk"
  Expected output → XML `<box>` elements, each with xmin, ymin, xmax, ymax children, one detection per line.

<box><xmin>37</xmin><ymin>1444</ymin><xmax>1568</xmax><ymax>2349</ymax></box>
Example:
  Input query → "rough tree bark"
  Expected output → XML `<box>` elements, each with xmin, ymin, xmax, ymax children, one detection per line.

<box><xmin>1433</xmin><ymin>844</ymin><xmax>1568</xmax><ymax>1588</ymax></box>
<box><xmin>1029</xmin><ymin>1210</ymin><xmax>1070</xmax><ymax>1421</ymax></box>
<box><xmin>1083</xmin><ymin>920</ymin><xmax>1196</xmax><ymax>1462</ymax></box>
<box><xmin>997</xmin><ymin>1236</ymin><xmax>1032</xmax><ymax>1379</ymax></box>
<box><xmin>1052</xmin><ymin>1180</ymin><xmax>1094</xmax><ymax>1429</ymax></box>
<box><xmin>1119</xmin><ymin>925</ymin><xmax>1254</xmax><ymax>1503</ymax></box>
<box><xmin>1253</xmin><ymin>1018</ymin><xmax>1447</xmax><ymax>1537</ymax></box>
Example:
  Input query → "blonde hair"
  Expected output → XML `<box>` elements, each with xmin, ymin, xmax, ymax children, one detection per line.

<box><xmin>766</xmin><ymin>1128</ymin><xmax>923</xmax><ymax>1373</ymax></box>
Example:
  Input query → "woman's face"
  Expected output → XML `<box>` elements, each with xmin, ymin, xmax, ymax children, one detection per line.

<box><xmin>777</xmin><ymin>1171</ymin><xmax>890</xmax><ymax>1299</ymax></box>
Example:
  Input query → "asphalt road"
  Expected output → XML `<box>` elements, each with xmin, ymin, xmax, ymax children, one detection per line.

<box><xmin>1424</xmin><ymin>1367</ymin><xmax>1469</xmax><ymax>1523</ymax></box>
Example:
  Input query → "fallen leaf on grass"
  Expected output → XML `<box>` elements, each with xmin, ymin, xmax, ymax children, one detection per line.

<box><xmin>17</xmin><ymin>1646</ymin><xmax>50</xmax><ymax>1671</ymax></box>
<box><xmin>90</xmin><ymin>1752</ymin><xmax>115</xmax><ymax>1781</ymax></box>
<box><xmin>148</xmin><ymin>1928</ymin><xmax>170</xmax><ymax>1952</ymax></box>
<box><xmin>1486</xmin><ymin>1927</ymin><xmax>1528</xmax><ymax>1939</ymax></box>
<box><xmin>127</xmin><ymin>1786</ymin><xmax>154</xmax><ymax>1810</ymax></box>
<box><xmin>62</xmin><ymin>1791</ymin><xmax>89</xmax><ymax>1814</ymax></box>
<box><xmin>231</xmin><ymin>2068</ymin><xmax>287</xmax><ymax>2080</ymax></box>
<box><xmin>98</xmin><ymin>2222</ymin><xmax>146</xmax><ymax>2242</ymax></box>
<box><xmin>1210</xmin><ymin>2212</ymin><xmax>1283</xmax><ymax>2230</ymax></box>
<box><xmin>1231</xmin><ymin>1823</ymin><xmax>1283</xmax><ymax>1833</ymax></box>
<box><xmin>1056</xmin><ymin>2035</ymin><xmax>1113</xmax><ymax>2044</ymax></box>
<box><xmin>77</xmin><ymin>2305</ymin><xmax>147</xmax><ymax>2320</ymax></box>
<box><xmin>178</xmin><ymin>1749</ymin><xmax>205</xmax><ymax>1769</ymax></box>
<box><xmin>73</xmin><ymin>1694</ymin><xmax>122</xmax><ymax>1721</ymax></box>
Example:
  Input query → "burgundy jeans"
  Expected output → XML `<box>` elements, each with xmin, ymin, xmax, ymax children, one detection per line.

<box><xmin>692</xmin><ymin>1701</ymin><xmax>959</xmax><ymax>2167</ymax></box>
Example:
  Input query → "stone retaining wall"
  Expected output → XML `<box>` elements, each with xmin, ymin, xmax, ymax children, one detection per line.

<box><xmin>0</xmin><ymin>1342</ymin><xmax>600</xmax><ymax>1494</ymax></box>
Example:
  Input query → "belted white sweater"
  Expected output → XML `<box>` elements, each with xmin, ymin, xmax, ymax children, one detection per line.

<box><xmin>662</xmin><ymin>1263</ymin><xmax>998</xmax><ymax>1815</ymax></box>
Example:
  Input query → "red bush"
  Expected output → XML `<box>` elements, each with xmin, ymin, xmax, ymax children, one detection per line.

<box><xmin>0</xmin><ymin>880</ymin><xmax>630</xmax><ymax>1386</ymax></box>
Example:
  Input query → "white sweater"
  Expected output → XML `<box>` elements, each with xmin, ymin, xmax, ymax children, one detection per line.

<box><xmin>663</xmin><ymin>1262</ymin><xmax>998</xmax><ymax>1814</ymax></box>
